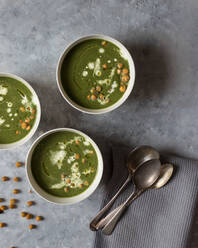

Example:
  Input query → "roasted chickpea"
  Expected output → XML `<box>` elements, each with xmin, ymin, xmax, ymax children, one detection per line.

<box><xmin>96</xmin><ymin>86</ymin><xmax>101</xmax><ymax>92</ymax></box>
<box><xmin>10</xmin><ymin>199</ymin><xmax>16</xmax><ymax>205</ymax></box>
<box><xmin>20</xmin><ymin>106</ymin><xmax>25</xmax><ymax>112</ymax></box>
<box><xmin>61</xmin><ymin>174</ymin><xmax>66</xmax><ymax>179</ymax></box>
<box><xmin>0</xmin><ymin>205</ymin><xmax>7</xmax><ymax>211</ymax></box>
<box><xmin>122</xmin><ymin>68</ymin><xmax>129</xmax><ymax>74</ymax></box>
<box><xmin>26</xmin><ymin>125</ymin><xmax>31</xmax><ymax>131</ymax></box>
<box><xmin>1</xmin><ymin>176</ymin><xmax>9</xmax><ymax>181</ymax></box>
<box><xmin>36</xmin><ymin>216</ymin><xmax>43</xmax><ymax>221</ymax></box>
<box><xmin>13</xmin><ymin>177</ymin><xmax>19</xmax><ymax>182</ymax></box>
<box><xmin>64</xmin><ymin>187</ymin><xmax>69</xmax><ymax>193</ymax></box>
<box><xmin>99</xmin><ymin>94</ymin><xmax>104</xmax><ymax>100</ymax></box>
<box><xmin>84</xmin><ymin>181</ymin><xmax>89</xmax><ymax>186</ymax></box>
<box><xmin>16</xmin><ymin>162</ymin><xmax>22</xmax><ymax>168</ymax></box>
<box><xmin>75</xmin><ymin>153</ymin><xmax>80</xmax><ymax>159</ymax></box>
<box><xmin>121</xmin><ymin>75</ymin><xmax>130</xmax><ymax>82</ymax></box>
<box><xmin>9</xmin><ymin>204</ymin><xmax>15</xmax><ymax>209</ymax></box>
<box><xmin>0</xmin><ymin>222</ymin><xmax>5</xmax><ymax>228</ymax></box>
<box><xmin>15</xmin><ymin>130</ymin><xmax>20</xmax><ymax>135</ymax></box>
<box><xmin>27</xmin><ymin>201</ymin><xmax>34</xmax><ymax>207</ymax></box>
<box><xmin>91</xmin><ymin>94</ymin><xmax>96</xmax><ymax>101</ymax></box>
<box><xmin>29</xmin><ymin>224</ymin><xmax>36</xmax><ymax>229</ymax></box>
<box><xmin>119</xmin><ymin>85</ymin><xmax>126</xmax><ymax>93</ymax></box>
<box><xmin>13</xmin><ymin>189</ymin><xmax>20</xmax><ymax>194</ymax></box>
<box><xmin>25</xmin><ymin>118</ymin><xmax>30</xmax><ymax>123</ymax></box>
<box><xmin>21</xmin><ymin>211</ymin><xmax>27</xmax><ymax>217</ymax></box>
<box><xmin>90</xmin><ymin>87</ymin><xmax>96</xmax><ymax>94</ymax></box>
<box><xmin>26</xmin><ymin>213</ymin><xmax>33</xmax><ymax>219</ymax></box>
<box><xmin>117</xmin><ymin>69</ymin><xmax>121</xmax><ymax>74</ymax></box>
<box><xmin>102</xmin><ymin>64</ymin><xmax>107</xmax><ymax>69</ymax></box>
<box><xmin>117</xmin><ymin>63</ymin><xmax>123</xmax><ymax>69</ymax></box>
<box><xmin>101</xmin><ymin>41</ymin><xmax>107</xmax><ymax>46</ymax></box>
<box><xmin>66</xmin><ymin>179</ymin><xmax>71</xmax><ymax>184</ymax></box>
<box><xmin>21</xmin><ymin>122</ymin><xmax>27</xmax><ymax>129</ymax></box>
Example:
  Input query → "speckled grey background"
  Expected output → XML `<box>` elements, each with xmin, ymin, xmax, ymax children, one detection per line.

<box><xmin>0</xmin><ymin>0</ymin><xmax>198</xmax><ymax>247</ymax></box>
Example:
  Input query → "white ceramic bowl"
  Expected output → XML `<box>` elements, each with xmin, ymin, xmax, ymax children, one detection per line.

<box><xmin>56</xmin><ymin>34</ymin><xmax>135</xmax><ymax>114</ymax></box>
<box><xmin>0</xmin><ymin>73</ymin><xmax>41</xmax><ymax>149</ymax></box>
<box><xmin>26</xmin><ymin>128</ymin><xmax>103</xmax><ymax>205</ymax></box>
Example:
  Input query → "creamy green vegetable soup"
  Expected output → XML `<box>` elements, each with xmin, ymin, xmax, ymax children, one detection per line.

<box><xmin>0</xmin><ymin>76</ymin><xmax>37</xmax><ymax>144</ymax></box>
<box><xmin>61</xmin><ymin>39</ymin><xmax>130</xmax><ymax>109</ymax></box>
<box><xmin>31</xmin><ymin>131</ymin><xmax>98</xmax><ymax>197</ymax></box>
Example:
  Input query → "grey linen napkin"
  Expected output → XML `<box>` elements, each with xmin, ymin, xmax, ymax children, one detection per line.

<box><xmin>93</xmin><ymin>147</ymin><xmax>198</xmax><ymax>248</ymax></box>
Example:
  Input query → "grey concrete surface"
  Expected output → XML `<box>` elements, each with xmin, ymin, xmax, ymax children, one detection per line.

<box><xmin>0</xmin><ymin>0</ymin><xmax>198</xmax><ymax>247</ymax></box>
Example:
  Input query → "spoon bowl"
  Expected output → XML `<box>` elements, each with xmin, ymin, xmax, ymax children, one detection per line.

<box><xmin>127</xmin><ymin>146</ymin><xmax>160</xmax><ymax>173</ymax></box>
<box><xmin>134</xmin><ymin>159</ymin><xmax>161</xmax><ymax>189</ymax></box>
<box><xmin>152</xmin><ymin>163</ymin><xmax>174</xmax><ymax>189</ymax></box>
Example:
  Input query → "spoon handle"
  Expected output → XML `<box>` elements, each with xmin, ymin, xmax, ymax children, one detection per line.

<box><xmin>102</xmin><ymin>189</ymin><xmax>145</xmax><ymax>235</ymax></box>
<box><xmin>90</xmin><ymin>174</ymin><xmax>132</xmax><ymax>231</ymax></box>
<box><xmin>96</xmin><ymin>184</ymin><xmax>137</xmax><ymax>230</ymax></box>
<box><xmin>96</xmin><ymin>204</ymin><xmax>124</xmax><ymax>229</ymax></box>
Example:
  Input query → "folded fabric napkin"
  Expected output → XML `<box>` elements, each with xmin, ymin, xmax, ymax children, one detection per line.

<box><xmin>93</xmin><ymin>147</ymin><xmax>198</xmax><ymax>248</ymax></box>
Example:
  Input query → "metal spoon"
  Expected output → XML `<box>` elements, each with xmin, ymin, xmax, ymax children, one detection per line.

<box><xmin>151</xmin><ymin>163</ymin><xmax>173</xmax><ymax>189</ymax></box>
<box><xmin>96</xmin><ymin>163</ymin><xmax>173</xmax><ymax>230</ymax></box>
<box><xmin>90</xmin><ymin>146</ymin><xmax>159</xmax><ymax>231</ymax></box>
<box><xmin>101</xmin><ymin>159</ymin><xmax>161</xmax><ymax>235</ymax></box>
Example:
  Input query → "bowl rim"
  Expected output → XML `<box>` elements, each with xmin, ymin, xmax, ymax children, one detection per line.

<box><xmin>26</xmin><ymin>128</ymin><xmax>104</xmax><ymax>205</ymax></box>
<box><xmin>0</xmin><ymin>72</ymin><xmax>41</xmax><ymax>149</ymax></box>
<box><xmin>56</xmin><ymin>34</ymin><xmax>135</xmax><ymax>114</ymax></box>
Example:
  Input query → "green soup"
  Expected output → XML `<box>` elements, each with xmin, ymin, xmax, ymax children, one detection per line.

<box><xmin>31</xmin><ymin>131</ymin><xmax>98</xmax><ymax>197</ymax></box>
<box><xmin>0</xmin><ymin>76</ymin><xmax>37</xmax><ymax>144</ymax></box>
<box><xmin>61</xmin><ymin>39</ymin><xmax>130</xmax><ymax>109</ymax></box>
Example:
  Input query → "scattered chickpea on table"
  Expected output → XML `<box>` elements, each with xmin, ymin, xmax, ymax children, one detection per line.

<box><xmin>0</xmin><ymin>161</ymin><xmax>45</xmax><ymax>238</ymax></box>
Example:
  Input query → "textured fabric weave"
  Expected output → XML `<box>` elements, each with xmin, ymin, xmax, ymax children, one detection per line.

<box><xmin>93</xmin><ymin>147</ymin><xmax>198</xmax><ymax>248</ymax></box>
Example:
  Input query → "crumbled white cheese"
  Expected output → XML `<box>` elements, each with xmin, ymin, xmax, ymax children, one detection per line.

<box><xmin>0</xmin><ymin>96</ymin><xmax>4</xmax><ymax>101</ymax></box>
<box><xmin>7</xmin><ymin>108</ymin><xmax>11</xmax><ymax>113</ymax></box>
<box><xmin>83</xmin><ymin>149</ymin><xmax>94</xmax><ymax>155</ymax></box>
<box><xmin>83</xmin><ymin>138</ymin><xmax>90</xmax><ymax>146</ymax></box>
<box><xmin>57</xmin><ymin>136</ymin><xmax>82</xmax><ymax>150</ymax></box>
<box><xmin>49</xmin><ymin>150</ymin><xmax>67</xmax><ymax>169</ymax></box>
<box><xmin>21</xmin><ymin>95</ymin><xmax>28</xmax><ymax>105</ymax></box>
<box><xmin>7</xmin><ymin>102</ymin><xmax>13</xmax><ymax>107</ymax></box>
<box><xmin>97</xmin><ymin>67</ymin><xmax>115</xmax><ymax>86</ymax></box>
<box><xmin>88</xmin><ymin>62</ymin><xmax>94</xmax><ymax>70</ymax></box>
<box><xmin>99</xmin><ymin>48</ymin><xmax>105</xmax><ymax>53</ymax></box>
<box><xmin>51</xmin><ymin>162</ymin><xmax>83</xmax><ymax>189</ymax></box>
<box><xmin>83</xmin><ymin>141</ymin><xmax>90</xmax><ymax>146</ymax></box>
<box><xmin>82</xmin><ymin>71</ymin><xmax>88</xmax><ymax>77</ymax></box>
<box><xmin>0</xmin><ymin>85</ymin><xmax>8</xmax><ymax>95</ymax></box>
<box><xmin>67</xmin><ymin>154</ymin><xmax>76</xmax><ymax>164</ymax></box>
<box><xmin>58</xmin><ymin>142</ymin><xmax>67</xmax><ymax>150</ymax></box>
<box><xmin>0</xmin><ymin>116</ymin><xmax>5</xmax><ymax>126</ymax></box>
<box><xmin>82</xmin><ymin>167</ymin><xmax>95</xmax><ymax>175</ymax></box>
<box><xmin>108</xmin><ymin>81</ymin><xmax>118</xmax><ymax>94</ymax></box>
<box><xmin>97</xmin><ymin>96</ymin><xmax>110</xmax><ymax>105</ymax></box>
<box><xmin>94</xmin><ymin>58</ymin><xmax>101</xmax><ymax>77</ymax></box>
